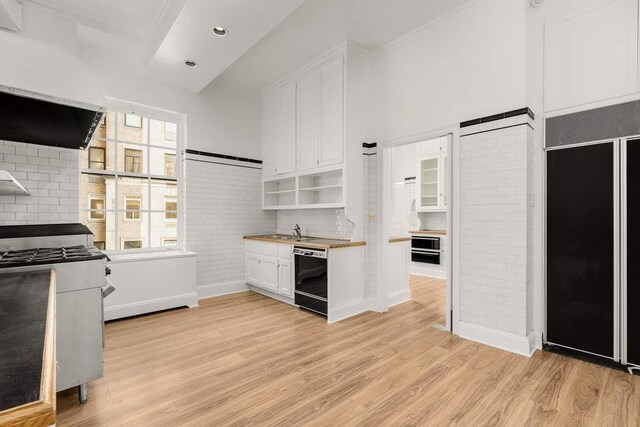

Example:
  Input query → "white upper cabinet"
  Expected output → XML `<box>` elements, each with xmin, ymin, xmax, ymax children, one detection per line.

<box><xmin>296</xmin><ymin>55</ymin><xmax>344</xmax><ymax>171</ymax></box>
<box><xmin>261</xmin><ymin>90</ymin><xmax>279</xmax><ymax>176</ymax></box>
<box><xmin>416</xmin><ymin>137</ymin><xmax>447</xmax><ymax>212</ymax></box>
<box><xmin>261</xmin><ymin>81</ymin><xmax>297</xmax><ymax>177</ymax></box>
<box><xmin>277</xmin><ymin>81</ymin><xmax>297</xmax><ymax>174</ymax></box>
<box><xmin>319</xmin><ymin>57</ymin><xmax>344</xmax><ymax>166</ymax></box>
<box><xmin>260</xmin><ymin>44</ymin><xmax>366</xmax><ymax>215</ymax></box>
<box><xmin>544</xmin><ymin>0</ymin><xmax>638</xmax><ymax>112</ymax></box>
<box><xmin>297</xmin><ymin>68</ymin><xmax>321</xmax><ymax>171</ymax></box>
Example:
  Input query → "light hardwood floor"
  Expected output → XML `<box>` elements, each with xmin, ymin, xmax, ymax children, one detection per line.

<box><xmin>57</xmin><ymin>276</ymin><xmax>640</xmax><ymax>426</ymax></box>
<box><xmin>410</xmin><ymin>274</ymin><xmax>447</xmax><ymax>327</ymax></box>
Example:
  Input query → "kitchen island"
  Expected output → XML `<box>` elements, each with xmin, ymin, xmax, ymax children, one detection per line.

<box><xmin>0</xmin><ymin>270</ymin><xmax>56</xmax><ymax>427</ymax></box>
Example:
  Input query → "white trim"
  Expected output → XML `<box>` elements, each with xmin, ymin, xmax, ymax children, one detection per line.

<box><xmin>107</xmin><ymin>250</ymin><xmax>196</xmax><ymax>264</ymax></box>
<box><xmin>328</xmin><ymin>299</ymin><xmax>375</xmax><ymax>324</ymax></box>
<box><xmin>409</xmin><ymin>265</ymin><xmax>446</xmax><ymax>279</ymax></box>
<box><xmin>458</xmin><ymin>322</ymin><xmax>539</xmax><ymax>357</ymax></box>
<box><xmin>387</xmin><ymin>290</ymin><xmax>412</xmax><ymax>308</ymax></box>
<box><xmin>104</xmin><ymin>292</ymin><xmax>198</xmax><ymax>321</ymax></box>
<box><xmin>248</xmin><ymin>285</ymin><xmax>295</xmax><ymax>305</ymax></box>
<box><xmin>379</xmin><ymin>127</ymin><xmax>457</xmax><ymax>334</ymax></box>
<box><xmin>197</xmin><ymin>280</ymin><xmax>248</xmax><ymax>300</ymax></box>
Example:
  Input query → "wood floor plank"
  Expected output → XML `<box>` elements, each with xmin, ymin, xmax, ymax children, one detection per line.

<box><xmin>56</xmin><ymin>275</ymin><xmax>640</xmax><ymax>426</ymax></box>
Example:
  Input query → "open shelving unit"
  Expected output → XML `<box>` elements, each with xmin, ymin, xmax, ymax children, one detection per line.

<box><xmin>263</xmin><ymin>167</ymin><xmax>346</xmax><ymax>210</ymax></box>
<box><xmin>263</xmin><ymin>177</ymin><xmax>296</xmax><ymax>209</ymax></box>
<box><xmin>298</xmin><ymin>168</ymin><xmax>344</xmax><ymax>207</ymax></box>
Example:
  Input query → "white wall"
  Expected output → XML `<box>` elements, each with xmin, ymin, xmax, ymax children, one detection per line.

<box><xmin>370</xmin><ymin>0</ymin><xmax>526</xmax><ymax>143</ymax></box>
<box><xmin>185</xmin><ymin>153</ymin><xmax>276</xmax><ymax>298</ymax></box>
<box><xmin>78</xmin><ymin>46</ymin><xmax>262</xmax><ymax>158</ymax></box>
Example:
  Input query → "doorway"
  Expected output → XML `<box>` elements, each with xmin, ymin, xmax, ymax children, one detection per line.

<box><xmin>381</xmin><ymin>132</ymin><xmax>454</xmax><ymax>331</ymax></box>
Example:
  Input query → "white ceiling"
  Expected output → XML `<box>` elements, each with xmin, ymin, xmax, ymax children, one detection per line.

<box><xmin>26</xmin><ymin>0</ymin><xmax>173</xmax><ymax>40</ymax></box>
<box><xmin>26</xmin><ymin>0</ymin><xmax>473</xmax><ymax>93</ymax></box>
<box><xmin>146</xmin><ymin>0</ymin><xmax>307</xmax><ymax>92</ymax></box>
<box><xmin>218</xmin><ymin>0</ymin><xmax>474</xmax><ymax>90</ymax></box>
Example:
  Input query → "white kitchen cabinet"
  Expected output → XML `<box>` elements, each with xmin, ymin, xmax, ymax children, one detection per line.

<box><xmin>245</xmin><ymin>241</ymin><xmax>293</xmax><ymax>297</ymax></box>
<box><xmin>277</xmin><ymin>81</ymin><xmax>297</xmax><ymax>174</ymax></box>
<box><xmin>296</xmin><ymin>55</ymin><xmax>344</xmax><ymax>171</ymax></box>
<box><xmin>277</xmin><ymin>259</ymin><xmax>293</xmax><ymax>297</ymax></box>
<box><xmin>319</xmin><ymin>57</ymin><xmax>344</xmax><ymax>166</ymax></box>
<box><xmin>259</xmin><ymin>256</ymin><xmax>279</xmax><ymax>292</ymax></box>
<box><xmin>416</xmin><ymin>136</ymin><xmax>447</xmax><ymax>212</ymax></box>
<box><xmin>245</xmin><ymin>253</ymin><xmax>262</xmax><ymax>286</ymax></box>
<box><xmin>297</xmin><ymin>68</ymin><xmax>320</xmax><ymax>171</ymax></box>
<box><xmin>261</xmin><ymin>81</ymin><xmax>297</xmax><ymax>177</ymax></box>
<box><xmin>261</xmin><ymin>90</ymin><xmax>278</xmax><ymax>176</ymax></box>
<box><xmin>244</xmin><ymin>237</ymin><xmax>367</xmax><ymax>323</ymax></box>
<box><xmin>544</xmin><ymin>0</ymin><xmax>638</xmax><ymax>112</ymax></box>
<box><xmin>417</xmin><ymin>155</ymin><xmax>445</xmax><ymax>211</ymax></box>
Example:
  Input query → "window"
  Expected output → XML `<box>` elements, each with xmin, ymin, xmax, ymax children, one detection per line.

<box><xmin>125</xmin><ymin>149</ymin><xmax>143</xmax><ymax>173</ymax></box>
<box><xmin>165</xmin><ymin>197</ymin><xmax>177</xmax><ymax>221</ymax></box>
<box><xmin>122</xmin><ymin>240</ymin><xmax>142</xmax><ymax>250</ymax></box>
<box><xmin>125</xmin><ymin>196</ymin><xmax>141</xmax><ymax>220</ymax></box>
<box><xmin>164</xmin><ymin>122</ymin><xmax>177</xmax><ymax>141</ymax></box>
<box><xmin>89</xmin><ymin>196</ymin><xmax>105</xmax><ymax>221</ymax></box>
<box><xmin>162</xmin><ymin>238</ymin><xmax>177</xmax><ymax>248</ymax></box>
<box><xmin>88</xmin><ymin>147</ymin><xmax>105</xmax><ymax>170</ymax></box>
<box><xmin>94</xmin><ymin>241</ymin><xmax>105</xmax><ymax>250</ymax></box>
<box><xmin>164</xmin><ymin>153</ymin><xmax>176</xmax><ymax>177</ymax></box>
<box><xmin>80</xmin><ymin>108</ymin><xmax>181</xmax><ymax>251</ymax></box>
<box><xmin>124</xmin><ymin>114</ymin><xmax>142</xmax><ymax>128</ymax></box>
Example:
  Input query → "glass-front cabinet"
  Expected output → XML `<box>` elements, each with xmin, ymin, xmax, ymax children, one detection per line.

<box><xmin>416</xmin><ymin>152</ymin><xmax>447</xmax><ymax>212</ymax></box>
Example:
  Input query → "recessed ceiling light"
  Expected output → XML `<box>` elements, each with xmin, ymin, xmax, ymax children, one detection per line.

<box><xmin>212</xmin><ymin>26</ymin><xmax>228</xmax><ymax>37</ymax></box>
<box><xmin>184</xmin><ymin>60</ymin><xmax>198</xmax><ymax>67</ymax></box>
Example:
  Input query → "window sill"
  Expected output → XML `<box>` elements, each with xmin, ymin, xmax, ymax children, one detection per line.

<box><xmin>107</xmin><ymin>250</ymin><xmax>196</xmax><ymax>264</ymax></box>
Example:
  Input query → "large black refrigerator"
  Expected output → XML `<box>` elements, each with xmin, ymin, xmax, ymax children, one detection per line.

<box><xmin>546</xmin><ymin>100</ymin><xmax>640</xmax><ymax>369</ymax></box>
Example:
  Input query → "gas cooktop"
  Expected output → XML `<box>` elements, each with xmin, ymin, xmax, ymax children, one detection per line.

<box><xmin>0</xmin><ymin>245</ymin><xmax>107</xmax><ymax>268</ymax></box>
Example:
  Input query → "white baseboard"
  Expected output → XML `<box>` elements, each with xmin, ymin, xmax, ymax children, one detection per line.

<box><xmin>328</xmin><ymin>299</ymin><xmax>375</xmax><ymax>324</ymax></box>
<box><xmin>387</xmin><ymin>290</ymin><xmax>412</xmax><ymax>308</ymax></box>
<box><xmin>248</xmin><ymin>285</ymin><xmax>295</xmax><ymax>305</ymax></box>
<box><xmin>458</xmin><ymin>322</ymin><xmax>539</xmax><ymax>357</ymax></box>
<box><xmin>104</xmin><ymin>292</ymin><xmax>198</xmax><ymax>321</ymax></box>
<box><xmin>197</xmin><ymin>280</ymin><xmax>248</xmax><ymax>300</ymax></box>
<box><xmin>530</xmin><ymin>331</ymin><xmax>543</xmax><ymax>355</ymax></box>
<box><xmin>410</xmin><ymin>264</ymin><xmax>446</xmax><ymax>279</ymax></box>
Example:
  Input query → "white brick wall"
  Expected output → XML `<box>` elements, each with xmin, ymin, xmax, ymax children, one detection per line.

<box><xmin>276</xmin><ymin>209</ymin><xmax>351</xmax><ymax>239</ymax></box>
<box><xmin>364</xmin><ymin>151</ymin><xmax>378</xmax><ymax>300</ymax></box>
<box><xmin>0</xmin><ymin>141</ymin><xmax>79</xmax><ymax>225</ymax></box>
<box><xmin>185</xmin><ymin>156</ymin><xmax>276</xmax><ymax>289</ymax></box>
<box><xmin>459</xmin><ymin>122</ymin><xmax>532</xmax><ymax>337</ymax></box>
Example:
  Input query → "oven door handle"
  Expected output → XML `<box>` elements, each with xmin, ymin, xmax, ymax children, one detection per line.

<box><xmin>295</xmin><ymin>290</ymin><xmax>328</xmax><ymax>302</ymax></box>
<box><xmin>410</xmin><ymin>248</ymin><xmax>442</xmax><ymax>254</ymax></box>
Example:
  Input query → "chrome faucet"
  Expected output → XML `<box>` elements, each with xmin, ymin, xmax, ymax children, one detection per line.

<box><xmin>293</xmin><ymin>224</ymin><xmax>302</xmax><ymax>240</ymax></box>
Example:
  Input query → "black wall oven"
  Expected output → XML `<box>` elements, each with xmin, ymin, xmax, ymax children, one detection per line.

<box><xmin>293</xmin><ymin>247</ymin><xmax>328</xmax><ymax>317</ymax></box>
<box><xmin>411</xmin><ymin>235</ymin><xmax>441</xmax><ymax>264</ymax></box>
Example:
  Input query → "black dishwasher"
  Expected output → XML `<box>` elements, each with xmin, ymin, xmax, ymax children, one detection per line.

<box><xmin>293</xmin><ymin>247</ymin><xmax>328</xmax><ymax>316</ymax></box>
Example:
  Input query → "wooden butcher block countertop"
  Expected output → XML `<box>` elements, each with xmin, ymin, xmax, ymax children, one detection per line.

<box><xmin>409</xmin><ymin>229</ymin><xmax>447</xmax><ymax>236</ymax></box>
<box><xmin>244</xmin><ymin>235</ymin><xmax>366</xmax><ymax>249</ymax></box>
<box><xmin>0</xmin><ymin>270</ymin><xmax>56</xmax><ymax>427</ymax></box>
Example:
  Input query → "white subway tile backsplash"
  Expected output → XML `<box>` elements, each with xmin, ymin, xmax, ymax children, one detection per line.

<box><xmin>0</xmin><ymin>141</ymin><xmax>80</xmax><ymax>225</ymax></box>
<box><xmin>185</xmin><ymin>158</ymin><xmax>276</xmax><ymax>289</ymax></box>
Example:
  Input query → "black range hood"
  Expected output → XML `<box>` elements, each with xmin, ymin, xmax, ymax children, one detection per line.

<box><xmin>0</xmin><ymin>90</ymin><xmax>104</xmax><ymax>150</ymax></box>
